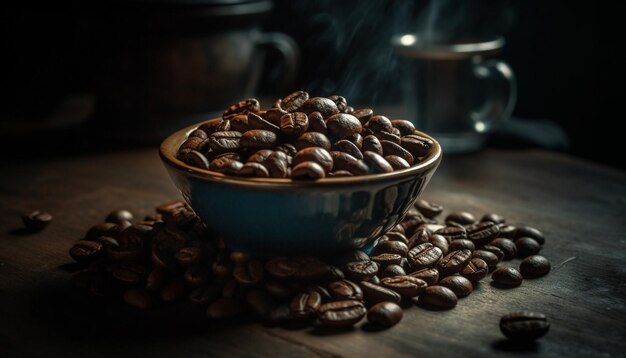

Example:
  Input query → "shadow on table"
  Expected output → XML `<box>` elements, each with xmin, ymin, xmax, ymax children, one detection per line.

<box><xmin>492</xmin><ymin>339</ymin><xmax>540</xmax><ymax>353</ymax></box>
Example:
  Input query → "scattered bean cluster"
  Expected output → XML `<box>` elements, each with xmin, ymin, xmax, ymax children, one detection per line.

<box><xmin>68</xmin><ymin>199</ymin><xmax>551</xmax><ymax>335</ymax></box>
<box><xmin>176</xmin><ymin>91</ymin><xmax>434</xmax><ymax>179</ymax></box>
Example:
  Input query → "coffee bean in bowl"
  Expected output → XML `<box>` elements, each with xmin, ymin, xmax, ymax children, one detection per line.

<box><xmin>160</xmin><ymin>91</ymin><xmax>442</xmax><ymax>256</ymax></box>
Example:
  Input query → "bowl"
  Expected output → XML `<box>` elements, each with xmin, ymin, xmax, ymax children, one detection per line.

<box><xmin>159</xmin><ymin>120</ymin><xmax>442</xmax><ymax>257</ymax></box>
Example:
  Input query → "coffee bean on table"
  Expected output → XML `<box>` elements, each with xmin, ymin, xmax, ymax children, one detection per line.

<box><xmin>481</xmin><ymin>244</ymin><xmax>505</xmax><ymax>262</ymax></box>
<box><xmin>498</xmin><ymin>224</ymin><xmax>517</xmax><ymax>238</ymax></box>
<box><xmin>436</xmin><ymin>226</ymin><xmax>468</xmax><ymax>241</ymax></box>
<box><xmin>515</xmin><ymin>225</ymin><xmax>545</xmax><ymax>245</ymax></box>
<box><xmin>70</xmin><ymin>240</ymin><xmax>103</xmax><ymax>264</ymax></box>
<box><xmin>472</xmin><ymin>250</ymin><xmax>500</xmax><ymax>270</ymax></box>
<box><xmin>492</xmin><ymin>267</ymin><xmax>523</xmax><ymax>287</ymax></box>
<box><xmin>490</xmin><ymin>238</ymin><xmax>517</xmax><ymax>260</ymax></box>
<box><xmin>381</xmin><ymin>275</ymin><xmax>427</xmax><ymax>298</ymax></box>
<box><xmin>416</xmin><ymin>285</ymin><xmax>458</xmax><ymax>309</ymax></box>
<box><xmin>520</xmin><ymin>255</ymin><xmax>551</xmax><ymax>278</ymax></box>
<box><xmin>372</xmin><ymin>240</ymin><xmax>409</xmax><ymax>256</ymax></box>
<box><xmin>481</xmin><ymin>213</ymin><xmax>506</xmax><ymax>224</ymax></box>
<box><xmin>407</xmin><ymin>243</ymin><xmax>443</xmax><ymax>270</ymax></box>
<box><xmin>429</xmin><ymin>234</ymin><xmax>449</xmax><ymax>255</ymax></box>
<box><xmin>439</xmin><ymin>275</ymin><xmax>473</xmax><ymax>298</ymax></box>
<box><xmin>461</xmin><ymin>258</ymin><xmax>489</xmax><ymax>282</ymax></box>
<box><xmin>328</xmin><ymin>280</ymin><xmax>363</xmax><ymax>300</ymax></box>
<box><xmin>359</xmin><ymin>281</ymin><xmax>401</xmax><ymax>306</ymax></box>
<box><xmin>85</xmin><ymin>222</ymin><xmax>121</xmax><ymax>240</ymax></box>
<box><xmin>445</xmin><ymin>212</ymin><xmax>476</xmax><ymax>225</ymax></box>
<box><xmin>408</xmin><ymin>268</ymin><xmax>439</xmax><ymax>286</ymax></box>
<box><xmin>516</xmin><ymin>237</ymin><xmax>542</xmax><ymax>258</ymax></box>
<box><xmin>105</xmin><ymin>210</ymin><xmax>134</xmax><ymax>224</ymax></box>
<box><xmin>317</xmin><ymin>300</ymin><xmax>367</xmax><ymax>328</ymax></box>
<box><xmin>466</xmin><ymin>221</ymin><xmax>500</xmax><ymax>246</ymax></box>
<box><xmin>438</xmin><ymin>249</ymin><xmax>472</xmax><ymax>275</ymax></box>
<box><xmin>449</xmin><ymin>239</ymin><xmax>475</xmax><ymax>252</ymax></box>
<box><xmin>345</xmin><ymin>260</ymin><xmax>379</xmax><ymax>280</ymax></box>
<box><xmin>500</xmin><ymin>311</ymin><xmax>550</xmax><ymax>341</ymax></box>
<box><xmin>290</xmin><ymin>291</ymin><xmax>322</xmax><ymax>319</ymax></box>
<box><xmin>369</xmin><ymin>253</ymin><xmax>402</xmax><ymax>269</ymax></box>
<box><xmin>415</xmin><ymin>200</ymin><xmax>443</xmax><ymax>219</ymax></box>
<box><xmin>367</xmin><ymin>302</ymin><xmax>403</xmax><ymax>327</ymax></box>
<box><xmin>22</xmin><ymin>210</ymin><xmax>53</xmax><ymax>232</ymax></box>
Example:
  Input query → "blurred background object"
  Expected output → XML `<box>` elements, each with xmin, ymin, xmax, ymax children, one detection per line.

<box><xmin>1</xmin><ymin>0</ymin><xmax>622</xmax><ymax>169</ymax></box>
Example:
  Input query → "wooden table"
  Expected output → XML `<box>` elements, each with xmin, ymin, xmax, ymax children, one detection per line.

<box><xmin>1</xmin><ymin>148</ymin><xmax>625</xmax><ymax>358</ymax></box>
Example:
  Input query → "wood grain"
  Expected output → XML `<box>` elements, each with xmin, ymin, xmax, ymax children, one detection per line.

<box><xmin>1</xmin><ymin>149</ymin><xmax>625</xmax><ymax>358</ymax></box>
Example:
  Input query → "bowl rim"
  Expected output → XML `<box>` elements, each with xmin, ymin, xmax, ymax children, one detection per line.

<box><xmin>159</xmin><ymin>119</ymin><xmax>442</xmax><ymax>188</ymax></box>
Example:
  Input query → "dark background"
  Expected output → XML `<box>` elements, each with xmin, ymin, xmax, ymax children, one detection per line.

<box><xmin>1</xmin><ymin>0</ymin><xmax>622</xmax><ymax>168</ymax></box>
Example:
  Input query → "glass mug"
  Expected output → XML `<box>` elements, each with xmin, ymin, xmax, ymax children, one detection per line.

<box><xmin>392</xmin><ymin>35</ymin><xmax>516</xmax><ymax>153</ymax></box>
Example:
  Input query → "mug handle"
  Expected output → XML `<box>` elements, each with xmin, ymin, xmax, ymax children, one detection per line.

<box><xmin>256</xmin><ymin>32</ymin><xmax>300</xmax><ymax>91</ymax></box>
<box><xmin>471</xmin><ymin>59</ymin><xmax>517</xmax><ymax>132</ymax></box>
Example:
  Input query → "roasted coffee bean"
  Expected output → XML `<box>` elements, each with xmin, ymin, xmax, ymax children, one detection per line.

<box><xmin>415</xmin><ymin>200</ymin><xmax>443</xmax><ymax>219</ymax></box>
<box><xmin>461</xmin><ymin>258</ymin><xmax>489</xmax><ymax>282</ymax></box>
<box><xmin>292</xmin><ymin>258</ymin><xmax>332</xmax><ymax>281</ymax></box>
<box><xmin>328</xmin><ymin>95</ymin><xmax>348</xmax><ymax>112</ymax></box>
<box><xmin>490</xmin><ymin>238</ymin><xmax>517</xmax><ymax>260</ymax></box>
<box><xmin>265</xmin><ymin>257</ymin><xmax>298</xmax><ymax>279</ymax></box>
<box><xmin>185</xmin><ymin>150</ymin><xmax>210</xmax><ymax>169</ymax></box>
<box><xmin>381</xmin><ymin>275</ymin><xmax>427</xmax><ymax>298</ymax></box>
<box><xmin>184</xmin><ymin>266</ymin><xmax>209</xmax><ymax>287</ymax></box>
<box><xmin>390</xmin><ymin>119</ymin><xmax>415</xmax><ymax>136</ymax></box>
<box><xmin>207</xmin><ymin>297</ymin><xmax>246</xmax><ymax>319</ymax></box>
<box><xmin>275</xmin><ymin>143</ymin><xmax>297</xmax><ymax>156</ymax></box>
<box><xmin>111</xmin><ymin>261</ymin><xmax>146</xmax><ymax>285</ymax></box>
<box><xmin>367</xmin><ymin>275</ymin><xmax>381</xmax><ymax>285</ymax></box>
<box><xmin>352</xmin><ymin>108</ymin><xmax>374</xmax><ymax>124</ymax></box>
<box><xmin>436</xmin><ymin>226</ymin><xmax>468</xmax><ymax>241</ymax></box>
<box><xmin>516</xmin><ymin>237</ymin><xmax>541</xmax><ymax>258</ymax></box>
<box><xmin>85</xmin><ymin>222</ymin><xmax>121</xmax><ymax>240</ymax></box>
<box><xmin>264</xmin><ymin>107</ymin><xmax>288</xmax><ymax>126</ymax></box>
<box><xmin>156</xmin><ymin>200</ymin><xmax>188</xmax><ymax>215</ymax></box>
<box><xmin>189</xmin><ymin>128</ymin><xmax>208</xmax><ymax>139</ymax></box>
<box><xmin>380</xmin><ymin>264</ymin><xmax>406</xmax><ymax>278</ymax></box>
<box><xmin>307</xmin><ymin>111</ymin><xmax>327</xmax><ymax>134</ymax></box>
<box><xmin>438</xmin><ymin>249</ymin><xmax>472</xmax><ymax>275</ymax></box>
<box><xmin>344</xmin><ymin>260</ymin><xmax>379</xmax><ymax>280</ymax></box>
<box><xmin>264</xmin><ymin>151</ymin><xmax>290</xmax><ymax>178</ymax></box>
<box><xmin>416</xmin><ymin>285</ymin><xmax>457</xmax><ymax>308</ymax></box>
<box><xmin>248</xmin><ymin>112</ymin><xmax>280</xmax><ymax>132</ymax></box>
<box><xmin>481</xmin><ymin>244</ymin><xmax>505</xmax><ymax>262</ymax></box>
<box><xmin>189</xmin><ymin>284</ymin><xmax>221</xmax><ymax>305</ymax></box>
<box><xmin>299</xmin><ymin>97</ymin><xmax>339</xmax><ymax>118</ymax></box>
<box><xmin>223</xmin><ymin>98</ymin><xmax>259</xmax><ymax>118</ymax></box>
<box><xmin>247</xmin><ymin>149</ymin><xmax>274</xmax><ymax>164</ymax></box>
<box><xmin>330</xmin><ymin>151</ymin><xmax>359</xmax><ymax>172</ymax></box>
<box><xmin>515</xmin><ymin>226</ymin><xmax>545</xmax><ymax>245</ymax></box>
<box><xmin>281</xmin><ymin>91</ymin><xmax>309</xmax><ymax>112</ymax></box>
<box><xmin>240</xmin><ymin>130</ymin><xmax>278</xmax><ymax>149</ymax></box>
<box><xmin>362</xmin><ymin>135</ymin><xmax>383</xmax><ymax>155</ymax></box>
<box><xmin>492</xmin><ymin>267</ymin><xmax>523</xmax><ymax>287</ymax></box>
<box><xmin>210</xmin><ymin>157</ymin><xmax>244</xmax><ymax>175</ymax></box>
<box><xmin>366</xmin><ymin>115</ymin><xmax>393</xmax><ymax>133</ymax></box>
<box><xmin>372</xmin><ymin>240</ymin><xmax>409</xmax><ymax>257</ymax></box>
<box><xmin>472</xmin><ymin>250</ymin><xmax>499</xmax><ymax>270</ymax></box>
<box><xmin>209</xmin><ymin>131</ymin><xmax>242</xmax><ymax>152</ymax></box>
<box><xmin>246</xmin><ymin>289</ymin><xmax>276</xmax><ymax>319</ymax></box>
<box><xmin>123</xmin><ymin>288</ymin><xmax>155</xmax><ymax>309</ymax></box>
<box><xmin>407</xmin><ymin>243</ymin><xmax>443</xmax><ymax>270</ymax></box>
<box><xmin>384</xmin><ymin>232</ymin><xmax>409</xmax><ymax>245</ymax></box>
<box><xmin>200</xmin><ymin>118</ymin><xmax>232</xmax><ymax>134</ymax></box>
<box><xmin>367</xmin><ymin>302</ymin><xmax>403</xmax><ymax>327</ymax></box>
<box><xmin>385</xmin><ymin>155</ymin><xmax>411</xmax><ymax>170</ymax></box>
<box><xmin>381</xmin><ymin>140</ymin><xmax>414</xmax><ymax>165</ymax></box>
<box><xmin>292</xmin><ymin>147</ymin><xmax>333</xmax><ymax>173</ymax></box>
<box><xmin>22</xmin><ymin>210</ymin><xmax>53</xmax><ymax>231</ymax></box>
<box><xmin>498</xmin><ymin>224</ymin><xmax>517</xmax><ymax>238</ymax></box>
<box><xmin>172</xmin><ymin>246</ymin><xmax>202</xmax><ymax>267</ymax></box>
<box><xmin>500</xmin><ymin>312</ymin><xmax>550</xmax><ymax>341</ymax></box>
<box><xmin>445</xmin><ymin>212</ymin><xmax>476</xmax><ymax>225</ymax></box>
<box><xmin>333</xmin><ymin>139</ymin><xmax>363</xmax><ymax>159</ymax></box>
<box><xmin>238</xmin><ymin>162</ymin><xmax>270</xmax><ymax>178</ymax></box>
<box><xmin>359</xmin><ymin>281</ymin><xmax>401</xmax><ymax>306</ymax></box>
<box><xmin>105</xmin><ymin>210</ymin><xmax>134</xmax><ymax>224</ymax></box>
<box><xmin>520</xmin><ymin>255</ymin><xmax>551</xmax><ymax>278</ymax></box>
<box><xmin>344</xmin><ymin>159</ymin><xmax>370</xmax><ymax>176</ymax></box>
<box><xmin>409</xmin><ymin>226</ymin><xmax>432</xmax><ymax>247</ymax></box>
<box><xmin>307</xmin><ymin>284</ymin><xmax>333</xmax><ymax>302</ymax></box>
<box><xmin>400</xmin><ymin>134</ymin><xmax>432</xmax><ymax>157</ymax></box>
<box><xmin>466</xmin><ymin>221</ymin><xmax>500</xmax><ymax>246</ymax></box>
<box><xmin>429</xmin><ymin>234</ymin><xmax>449</xmax><ymax>255</ymax></box>
<box><xmin>345</xmin><ymin>133</ymin><xmax>363</xmax><ymax>149</ymax></box>
<box><xmin>448</xmin><ymin>239</ymin><xmax>475</xmax><ymax>252</ymax></box>
<box><xmin>291</xmin><ymin>161</ymin><xmax>325</xmax><ymax>180</ymax></box>
<box><xmin>280</xmin><ymin>112</ymin><xmax>309</xmax><ymax>136</ymax></box>
<box><xmin>328</xmin><ymin>280</ymin><xmax>363</xmax><ymax>300</ymax></box>
<box><xmin>70</xmin><ymin>240</ymin><xmax>103</xmax><ymax>264</ymax></box>
<box><xmin>337</xmin><ymin>250</ymin><xmax>370</xmax><ymax>265</ymax></box>
<box><xmin>481</xmin><ymin>213</ymin><xmax>506</xmax><ymax>224</ymax></box>
<box><xmin>294</xmin><ymin>132</ymin><xmax>331</xmax><ymax>150</ymax></box>
<box><xmin>408</xmin><ymin>268</ymin><xmax>439</xmax><ymax>286</ymax></box>
<box><xmin>290</xmin><ymin>291</ymin><xmax>322</xmax><ymax>319</ymax></box>
<box><xmin>229</xmin><ymin>114</ymin><xmax>250</xmax><ymax>132</ymax></box>
<box><xmin>363</xmin><ymin>151</ymin><xmax>393</xmax><ymax>173</ymax></box>
<box><xmin>318</xmin><ymin>300</ymin><xmax>367</xmax><ymax>328</ymax></box>
<box><xmin>370</xmin><ymin>253</ymin><xmax>403</xmax><ymax>268</ymax></box>
<box><xmin>233</xmin><ymin>260</ymin><xmax>264</xmax><ymax>286</ymax></box>
<box><xmin>373</xmin><ymin>131</ymin><xmax>401</xmax><ymax>145</ymax></box>
<box><xmin>326</xmin><ymin>113</ymin><xmax>363</xmax><ymax>139</ymax></box>
<box><xmin>439</xmin><ymin>275</ymin><xmax>473</xmax><ymax>298</ymax></box>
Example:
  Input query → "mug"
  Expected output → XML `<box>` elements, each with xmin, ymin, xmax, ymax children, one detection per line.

<box><xmin>392</xmin><ymin>35</ymin><xmax>516</xmax><ymax>153</ymax></box>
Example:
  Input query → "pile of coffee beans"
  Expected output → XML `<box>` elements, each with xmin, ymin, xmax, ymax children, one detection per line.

<box><xmin>176</xmin><ymin>91</ymin><xmax>434</xmax><ymax>179</ymax></box>
<box><xmin>68</xmin><ymin>199</ymin><xmax>550</xmax><ymax>333</ymax></box>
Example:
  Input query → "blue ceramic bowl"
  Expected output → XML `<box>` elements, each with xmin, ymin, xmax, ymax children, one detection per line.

<box><xmin>160</xmin><ymin>121</ymin><xmax>442</xmax><ymax>257</ymax></box>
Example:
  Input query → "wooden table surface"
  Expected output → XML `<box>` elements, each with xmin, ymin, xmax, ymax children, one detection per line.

<box><xmin>1</xmin><ymin>148</ymin><xmax>625</xmax><ymax>358</ymax></box>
